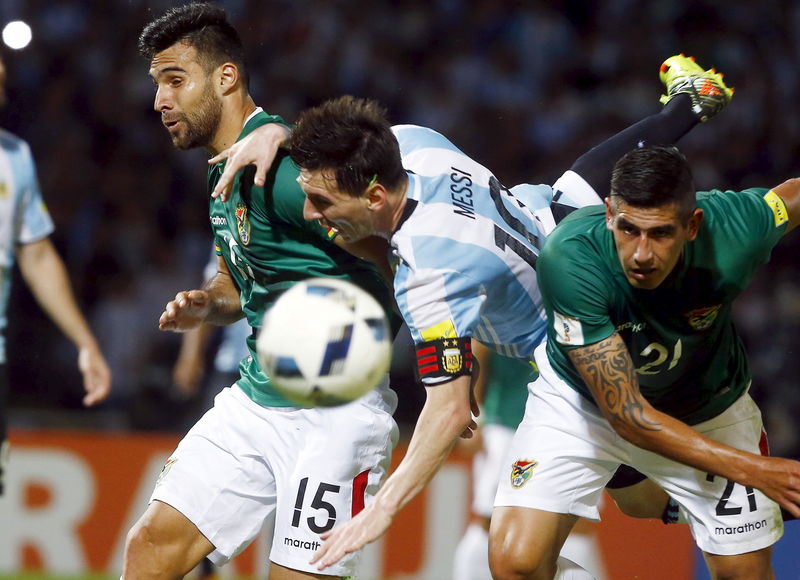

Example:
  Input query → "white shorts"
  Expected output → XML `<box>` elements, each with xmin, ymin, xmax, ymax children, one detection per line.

<box><xmin>151</xmin><ymin>379</ymin><xmax>398</xmax><ymax>575</ymax></box>
<box><xmin>495</xmin><ymin>346</ymin><xmax>783</xmax><ymax>556</ymax></box>
<box><xmin>472</xmin><ymin>424</ymin><xmax>515</xmax><ymax>518</ymax></box>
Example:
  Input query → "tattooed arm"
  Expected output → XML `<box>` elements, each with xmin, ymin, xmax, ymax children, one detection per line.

<box><xmin>568</xmin><ymin>332</ymin><xmax>800</xmax><ymax>517</ymax></box>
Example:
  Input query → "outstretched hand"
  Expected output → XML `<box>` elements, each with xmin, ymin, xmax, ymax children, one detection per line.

<box><xmin>159</xmin><ymin>290</ymin><xmax>211</xmax><ymax>333</ymax></box>
<box><xmin>209</xmin><ymin>123</ymin><xmax>291</xmax><ymax>201</ymax></box>
<box><xmin>310</xmin><ymin>501</ymin><xmax>393</xmax><ymax>570</ymax></box>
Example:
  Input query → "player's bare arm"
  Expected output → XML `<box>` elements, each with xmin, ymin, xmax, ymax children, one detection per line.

<box><xmin>159</xmin><ymin>256</ymin><xmax>244</xmax><ymax>332</ymax></box>
<box><xmin>310</xmin><ymin>375</ymin><xmax>477</xmax><ymax>570</ymax></box>
<box><xmin>209</xmin><ymin>122</ymin><xmax>291</xmax><ymax>200</ymax></box>
<box><xmin>569</xmin><ymin>332</ymin><xmax>800</xmax><ymax>517</ymax></box>
<box><xmin>568</xmin><ymin>336</ymin><xmax>660</xmax><ymax>433</ymax></box>
<box><xmin>17</xmin><ymin>237</ymin><xmax>112</xmax><ymax>406</ymax></box>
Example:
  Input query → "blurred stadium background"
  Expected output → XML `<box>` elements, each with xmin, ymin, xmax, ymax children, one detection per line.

<box><xmin>0</xmin><ymin>0</ymin><xmax>798</xmax><ymax>578</ymax></box>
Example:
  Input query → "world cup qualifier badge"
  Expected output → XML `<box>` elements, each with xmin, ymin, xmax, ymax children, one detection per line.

<box><xmin>510</xmin><ymin>459</ymin><xmax>538</xmax><ymax>488</ymax></box>
<box><xmin>235</xmin><ymin>203</ymin><xmax>251</xmax><ymax>245</ymax></box>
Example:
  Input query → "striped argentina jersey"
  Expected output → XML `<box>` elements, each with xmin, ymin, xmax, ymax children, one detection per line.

<box><xmin>0</xmin><ymin>129</ymin><xmax>54</xmax><ymax>363</ymax></box>
<box><xmin>391</xmin><ymin>124</ymin><xmax>556</xmax><ymax>385</ymax></box>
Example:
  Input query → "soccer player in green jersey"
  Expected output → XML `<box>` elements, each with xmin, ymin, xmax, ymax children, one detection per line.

<box><xmin>126</xmin><ymin>4</ymin><xmax>399</xmax><ymax>579</ymax></box>
<box><xmin>490</xmin><ymin>146</ymin><xmax>800</xmax><ymax>580</ymax></box>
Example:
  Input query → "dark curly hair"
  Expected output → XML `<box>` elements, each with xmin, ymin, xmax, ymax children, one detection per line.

<box><xmin>138</xmin><ymin>2</ymin><xmax>247</xmax><ymax>83</ymax></box>
<box><xmin>290</xmin><ymin>96</ymin><xmax>407</xmax><ymax>197</ymax></box>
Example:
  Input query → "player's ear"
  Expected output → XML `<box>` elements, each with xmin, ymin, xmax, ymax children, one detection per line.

<box><xmin>365</xmin><ymin>183</ymin><xmax>387</xmax><ymax>211</ymax></box>
<box><xmin>218</xmin><ymin>62</ymin><xmax>239</xmax><ymax>94</ymax></box>
<box><xmin>604</xmin><ymin>196</ymin><xmax>615</xmax><ymax>230</ymax></box>
<box><xmin>685</xmin><ymin>208</ymin><xmax>704</xmax><ymax>241</ymax></box>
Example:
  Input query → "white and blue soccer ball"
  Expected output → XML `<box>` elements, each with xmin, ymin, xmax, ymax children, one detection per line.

<box><xmin>256</xmin><ymin>277</ymin><xmax>392</xmax><ymax>407</ymax></box>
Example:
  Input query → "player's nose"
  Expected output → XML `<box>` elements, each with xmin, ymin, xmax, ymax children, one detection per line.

<box><xmin>302</xmin><ymin>197</ymin><xmax>321</xmax><ymax>221</ymax></box>
<box><xmin>633</xmin><ymin>235</ymin><xmax>653</xmax><ymax>263</ymax></box>
<box><xmin>154</xmin><ymin>87</ymin><xmax>172</xmax><ymax>112</ymax></box>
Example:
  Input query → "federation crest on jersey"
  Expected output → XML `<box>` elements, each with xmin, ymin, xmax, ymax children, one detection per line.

<box><xmin>685</xmin><ymin>304</ymin><xmax>721</xmax><ymax>331</ymax></box>
<box><xmin>510</xmin><ymin>459</ymin><xmax>538</xmax><ymax>488</ymax></box>
<box><xmin>235</xmin><ymin>203</ymin><xmax>251</xmax><ymax>245</ymax></box>
<box><xmin>156</xmin><ymin>457</ymin><xmax>178</xmax><ymax>486</ymax></box>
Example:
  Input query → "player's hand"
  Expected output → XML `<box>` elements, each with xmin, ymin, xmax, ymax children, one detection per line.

<box><xmin>310</xmin><ymin>501</ymin><xmax>393</xmax><ymax>570</ymax></box>
<box><xmin>456</xmin><ymin>423</ymin><xmax>484</xmax><ymax>454</ymax></box>
<box><xmin>459</xmin><ymin>416</ymin><xmax>479</xmax><ymax>439</ymax></box>
<box><xmin>750</xmin><ymin>456</ymin><xmax>800</xmax><ymax>519</ymax></box>
<box><xmin>208</xmin><ymin>123</ymin><xmax>291</xmax><ymax>201</ymax></box>
<box><xmin>77</xmin><ymin>343</ymin><xmax>112</xmax><ymax>407</ymax></box>
<box><xmin>459</xmin><ymin>366</ymin><xmax>481</xmax><ymax>439</ymax></box>
<box><xmin>159</xmin><ymin>290</ymin><xmax>212</xmax><ymax>333</ymax></box>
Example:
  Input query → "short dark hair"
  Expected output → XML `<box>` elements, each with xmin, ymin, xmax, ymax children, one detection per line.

<box><xmin>610</xmin><ymin>146</ymin><xmax>696</xmax><ymax>221</ymax></box>
<box><xmin>290</xmin><ymin>96</ymin><xmax>407</xmax><ymax>197</ymax></box>
<box><xmin>138</xmin><ymin>2</ymin><xmax>247</xmax><ymax>81</ymax></box>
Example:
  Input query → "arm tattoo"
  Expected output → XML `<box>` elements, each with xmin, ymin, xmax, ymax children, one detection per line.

<box><xmin>568</xmin><ymin>336</ymin><xmax>661</xmax><ymax>432</ymax></box>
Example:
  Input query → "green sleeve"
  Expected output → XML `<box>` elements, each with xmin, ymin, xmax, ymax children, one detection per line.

<box><xmin>538</xmin><ymin>236</ymin><xmax>616</xmax><ymax>349</ymax></box>
<box><xmin>698</xmin><ymin>188</ymin><xmax>788</xmax><ymax>263</ymax></box>
<box><xmin>257</xmin><ymin>153</ymin><xmax>334</xmax><ymax>242</ymax></box>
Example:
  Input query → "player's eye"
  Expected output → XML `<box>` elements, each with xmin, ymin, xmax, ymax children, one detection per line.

<box><xmin>651</xmin><ymin>228</ymin><xmax>672</xmax><ymax>239</ymax></box>
<box><xmin>310</xmin><ymin>195</ymin><xmax>331</xmax><ymax>209</ymax></box>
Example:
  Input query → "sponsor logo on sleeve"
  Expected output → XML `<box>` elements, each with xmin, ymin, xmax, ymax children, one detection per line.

<box><xmin>553</xmin><ymin>311</ymin><xmax>584</xmax><ymax>345</ymax></box>
<box><xmin>510</xmin><ymin>459</ymin><xmax>538</xmax><ymax>488</ymax></box>
<box><xmin>763</xmin><ymin>190</ymin><xmax>789</xmax><ymax>227</ymax></box>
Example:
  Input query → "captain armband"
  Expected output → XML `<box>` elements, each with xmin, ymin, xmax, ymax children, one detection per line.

<box><xmin>415</xmin><ymin>336</ymin><xmax>473</xmax><ymax>386</ymax></box>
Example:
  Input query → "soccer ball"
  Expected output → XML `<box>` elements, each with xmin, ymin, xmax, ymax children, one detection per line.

<box><xmin>256</xmin><ymin>277</ymin><xmax>392</xmax><ymax>407</ymax></box>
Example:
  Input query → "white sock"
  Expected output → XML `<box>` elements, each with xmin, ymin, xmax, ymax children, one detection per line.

<box><xmin>452</xmin><ymin>523</ymin><xmax>492</xmax><ymax>580</ymax></box>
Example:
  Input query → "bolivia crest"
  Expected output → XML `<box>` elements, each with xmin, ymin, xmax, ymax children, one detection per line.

<box><xmin>156</xmin><ymin>457</ymin><xmax>178</xmax><ymax>486</ymax></box>
<box><xmin>685</xmin><ymin>304</ymin><xmax>721</xmax><ymax>331</ymax></box>
<box><xmin>235</xmin><ymin>203</ymin><xmax>251</xmax><ymax>245</ymax></box>
<box><xmin>510</xmin><ymin>459</ymin><xmax>538</xmax><ymax>488</ymax></box>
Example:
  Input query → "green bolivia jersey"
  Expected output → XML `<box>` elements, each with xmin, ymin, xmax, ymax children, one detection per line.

<box><xmin>482</xmin><ymin>351</ymin><xmax>537</xmax><ymax>430</ymax></box>
<box><xmin>538</xmin><ymin>188</ymin><xmax>789</xmax><ymax>425</ymax></box>
<box><xmin>208</xmin><ymin>110</ymin><xmax>394</xmax><ymax>407</ymax></box>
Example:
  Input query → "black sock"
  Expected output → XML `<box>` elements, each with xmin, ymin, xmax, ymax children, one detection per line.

<box><xmin>569</xmin><ymin>94</ymin><xmax>697</xmax><ymax>198</ymax></box>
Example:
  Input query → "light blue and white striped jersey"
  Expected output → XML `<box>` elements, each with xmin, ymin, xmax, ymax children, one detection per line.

<box><xmin>0</xmin><ymin>129</ymin><xmax>54</xmax><ymax>363</ymax></box>
<box><xmin>391</xmin><ymin>125</ymin><xmax>558</xmax><ymax>384</ymax></box>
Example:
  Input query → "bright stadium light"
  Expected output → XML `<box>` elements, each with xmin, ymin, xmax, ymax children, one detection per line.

<box><xmin>2</xmin><ymin>20</ymin><xmax>33</xmax><ymax>50</ymax></box>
